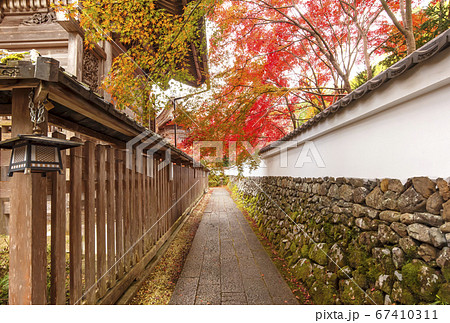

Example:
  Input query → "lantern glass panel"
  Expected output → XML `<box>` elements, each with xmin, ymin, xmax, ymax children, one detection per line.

<box><xmin>32</xmin><ymin>145</ymin><xmax>58</xmax><ymax>163</ymax></box>
<box><xmin>12</xmin><ymin>145</ymin><xmax>27</xmax><ymax>164</ymax></box>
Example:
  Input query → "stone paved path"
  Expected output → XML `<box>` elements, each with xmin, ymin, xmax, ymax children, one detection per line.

<box><xmin>169</xmin><ymin>188</ymin><xmax>298</xmax><ymax>305</ymax></box>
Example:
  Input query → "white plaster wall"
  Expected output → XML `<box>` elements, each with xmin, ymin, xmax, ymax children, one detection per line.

<box><xmin>251</xmin><ymin>49</ymin><xmax>450</xmax><ymax>181</ymax></box>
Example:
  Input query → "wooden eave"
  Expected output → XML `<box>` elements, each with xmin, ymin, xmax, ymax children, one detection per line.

<box><xmin>0</xmin><ymin>59</ymin><xmax>208</xmax><ymax>170</ymax></box>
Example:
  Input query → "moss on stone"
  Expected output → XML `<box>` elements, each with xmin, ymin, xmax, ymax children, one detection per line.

<box><xmin>442</xmin><ymin>265</ymin><xmax>450</xmax><ymax>283</ymax></box>
<box><xmin>309</xmin><ymin>281</ymin><xmax>337</xmax><ymax>305</ymax></box>
<box><xmin>402</xmin><ymin>260</ymin><xmax>442</xmax><ymax>302</ymax></box>
<box><xmin>294</xmin><ymin>258</ymin><xmax>313</xmax><ymax>281</ymax></box>
<box><xmin>437</xmin><ymin>283</ymin><xmax>450</xmax><ymax>304</ymax></box>
<box><xmin>313</xmin><ymin>265</ymin><xmax>327</xmax><ymax>282</ymax></box>
<box><xmin>308</xmin><ymin>243</ymin><xmax>329</xmax><ymax>266</ymax></box>
<box><xmin>337</xmin><ymin>266</ymin><xmax>352</xmax><ymax>279</ymax></box>
<box><xmin>391</xmin><ymin>281</ymin><xmax>417</xmax><ymax>304</ymax></box>
<box><xmin>290</xmin><ymin>242</ymin><xmax>297</xmax><ymax>254</ymax></box>
<box><xmin>339</xmin><ymin>279</ymin><xmax>365</xmax><ymax>305</ymax></box>
<box><xmin>347</xmin><ymin>244</ymin><xmax>369</xmax><ymax>269</ymax></box>
<box><xmin>365</xmin><ymin>289</ymin><xmax>384</xmax><ymax>305</ymax></box>
<box><xmin>352</xmin><ymin>268</ymin><xmax>368</xmax><ymax>290</ymax></box>
<box><xmin>402</xmin><ymin>261</ymin><xmax>424</xmax><ymax>295</ymax></box>
<box><xmin>300</xmin><ymin>244</ymin><xmax>309</xmax><ymax>258</ymax></box>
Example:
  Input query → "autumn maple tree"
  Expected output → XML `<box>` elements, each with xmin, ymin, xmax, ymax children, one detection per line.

<box><xmin>177</xmin><ymin>0</ymin><xmax>391</xmax><ymax>167</ymax></box>
<box><xmin>59</xmin><ymin>0</ymin><xmax>448</xmax><ymax>169</ymax></box>
<box><xmin>382</xmin><ymin>0</ymin><xmax>449</xmax><ymax>64</ymax></box>
<box><xmin>60</xmin><ymin>0</ymin><xmax>213</xmax><ymax>127</ymax></box>
<box><xmin>176</xmin><ymin>0</ymin><xmax>449</xmax><ymax>169</ymax></box>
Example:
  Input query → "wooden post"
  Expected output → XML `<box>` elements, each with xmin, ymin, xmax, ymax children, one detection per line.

<box><xmin>96</xmin><ymin>145</ymin><xmax>107</xmax><ymax>296</ymax></box>
<box><xmin>130</xmin><ymin>150</ymin><xmax>136</xmax><ymax>264</ymax></box>
<box><xmin>149</xmin><ymin>157</ymin><xmax>156</xmax><ymax>246</ymax></box>
<box><xmin>106</xmin><ymin>146</ymin><xmax>116</xmax><ymax>287</ymax></box>
<box><xmin>84</xmin><ymin>141</ymin><xmax>96</xmax><ymax>304</ymax></box>
<box><xmin>137</xmin><ymin>154</ymin><xmax>143</xmax><ymax>260</ymax></box>
<box><xmin>115</xmin><ymin>150</ymin><xmax>124</xmax><ymax>279</ymax></box>
<box><xmin>156</xmin><ymin>159</ymin><xmax>161</xmax><ymax>239</ymax></box>
<box><xmin>9</xmin><ymin>88</ymin><xmax>48</xmax><ymax>304</ymax></box>
<box><xmin>69</xmin><ymin>136</ymin><xmax>83</xmax><ymax>305</ymax></box>
<box><xmin>123</xmin><ymin>151</ymin><xmax>131</xmax><ymax>271</ymax></box>
<box><xmin>50</xmin><ymin>131</ymin><xmax>67</xmax><ymax>305</ymax></box>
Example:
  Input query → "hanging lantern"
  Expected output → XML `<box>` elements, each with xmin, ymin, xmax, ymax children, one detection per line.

<box><xmin>0</xmin><ymin>134</ymin><xmax>82</xmax><ymax>177</ymax></box>
<box><xmin>0</xmin><ymin>89</ymin><xmax>83</xmax><ymax>176</ymax></box>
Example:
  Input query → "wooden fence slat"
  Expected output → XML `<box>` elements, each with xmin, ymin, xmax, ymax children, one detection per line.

<box><xmin>144</xmin><ymin>154</ymin><xmax>150</xmax><ymax>253</ymax></box>
<box><xmin>96</xmin><ymin>145</ymin><xmax>107</xmax><ymax>297</ymax></box>
<box><xmin>164</xmin><ymin>161</ymin><xmax>167</xmax><ymax>236</ymax></box>
<box><xmin>137</xmin><ymin>155</ymin><xmax>143</xmax><ymax>260</ymax></box>
<box><xmin>150</xmin><ymin>157</ymin><xmax>156</xmax><ymax>246</ymax></box>
<box><xmin>68</xmin><ymin>136</ymin><xmax>82</xmax><ymax>305</ymax></box>
<box><xmin>176</xmin><ymin>164</ymin><xmax>181</xmax><ymax>220</ymax></box>
<box><xmin>156</xmin><ymin>159</ymin><xmax>160</xmax><ymax>239</ymax></box>
<box><xmin>50</xmin><ymin>132</ymin><xmax>67</xmax><ymax>305</ymax></box>
<box><xmin>123</xmin><ymin>150</ymin><xmax>131</xmax><ymax>272</ymax></box>
<box><xmin>164</xmin><ymin>162</ymin><xmax>168</xmax><ymax>236</ymax></box>
<box><xmin>84</xmin><ymin>141</ymin><xmax>96</xmax><ymax>304</ymax></box>
<box><xmin>170</xmin><ymin>164</ymin><xmax>174</xmax><ymax>227</ymax></box>
<box><xmin>115</xmin><ymin>149</ymin><xmax>124</xmax><ymax>279</ymax></box>
<box><xmin>130</xmin><ymin>150</ymin><xmax>137</xmax><ymax>265</ymax></box>
<box><xmin>106</xmin><ymin>146</ymin><xmax>116</xmax><ymax>287</ymax></box>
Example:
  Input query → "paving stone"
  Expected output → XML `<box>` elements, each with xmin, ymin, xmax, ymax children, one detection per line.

<box><xmin>180</xmin><ymin>254</ymin><xmax>203</xmax><ymax>278</ymax></box>
<box><xmin>238</xmin><ymin>256</ymin><xmax>262</xmax><ymax>279</ymax></box>
<box><xmin>220</xmin><ymin>240</ymin><xmax>236</xmax><ymax>258</ymax></box>
<box><xmin>242</xmin><ymin>277</ymin><xmax>273</xmax><ymax>305</ymax></box>
<box><xmin>195</xmin><ymin>284</ymin><xmax>221</xmax><ymax>305</ymax></box>
<box><xmin>169</xmin><ymin>277</ymin><xmax>199</xmax><ymax>305</ymax></box>
<box><xmin>170</xmin><ymin>188</ymin><xmax>297</xmax><ymax>305</ymax></box>
<box><xmin>221</xmin><ymin>292</ymin><xmax>248</xmax><ymax>305</ymax></box>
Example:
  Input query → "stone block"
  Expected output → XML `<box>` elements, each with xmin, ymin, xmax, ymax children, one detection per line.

<box><xmin>407</xmin><ymin>223</ymin><xmax>431</xmax><ymax>244</ymax></box>
<box><xmin>391</xmin><ymin>222</ymin><xmax>408</xmax><ymax>237</ymax></box>
<box><xmin>366</xmin><ymin>187</ymin><xmax>385</xmax><ymax>210</ymax></box>
<box><xmin>429</xmin><ymin>227</ymin><xmax>447</xmax><ymax>248</ymax></box>
<box><xmin>426</xmin><ymin>192</ymin><xmax>444</xmax><ymax>215</ymax></box>
<box><xmin>418</xmin><ymin>243</ymin><xmax>438</xmax><ymax>262</ymax></box>
<box><xmin>398</xmin><ymin>187</ymin><xmax>426</xmax><ymax>213</ymax></box>
<box><xmin>380</xmin><ymin>210</ymin><xmax>401</xmax><ymax>222</ymax></box>
<box><xmin>412</xmin><ymin>177</ymin><xmax>436</xmax><ymax>198</ymax></box>
<box><xmin>378</xmin><ymin>224</ymin><xmax>400</xmax><ymax>244</ymax></box>
<box><xmin>437</xmin><ymin>178</ymin><xmax>450</xmax><ymax>201</ymax></box>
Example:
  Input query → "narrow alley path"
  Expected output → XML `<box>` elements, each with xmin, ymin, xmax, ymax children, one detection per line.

<box><xmin>169</xmin><ymin>188</ymin><xmax>298</xmax><ymax>305</ymax></box>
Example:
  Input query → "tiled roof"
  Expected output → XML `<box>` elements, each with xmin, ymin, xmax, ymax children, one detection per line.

<box><xmin>260</xmin><ymin>29</ymin><xmax>450</xmax><ymax>154</ymax></box>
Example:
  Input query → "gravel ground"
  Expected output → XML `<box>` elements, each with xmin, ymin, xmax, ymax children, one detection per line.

<box><xmin>129</xmin><ymin>190</ymin><xmax>212</xmax><ymax>305</ymax></box>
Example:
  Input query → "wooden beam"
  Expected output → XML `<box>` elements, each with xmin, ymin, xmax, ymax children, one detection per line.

<box><xmin>0</xmin><ymin>79</ymin><xmax>39</xmax><ymax>91</ymax></box>
<box><xmin>48</xmin><ymin>113</ymin><xmax>125</xmax><ymax>148</ymax></box>
<box><xmin>0</xmin><ymin>120</ymin><xmax>11</xmax><ymax>127</ymax></box>
<box><xmin>0</xmin><ymin>104</ymin><xmax>11</xmax><ymax>116</ymax></box>
<box><xmin>47</xmin><ymin>83</ymin><xmax>138</xmax><ymax>137</ymax></box>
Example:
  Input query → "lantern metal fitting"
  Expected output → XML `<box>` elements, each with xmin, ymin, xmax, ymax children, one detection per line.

<box><xmin>0</xmin><ymin>89</ymin><xmax>83</xmax><ymax>176</ymax></box>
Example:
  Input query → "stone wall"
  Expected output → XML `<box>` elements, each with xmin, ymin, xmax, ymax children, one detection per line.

<box><xmin>229</xmin><ymin>176</ymin><xmax>450</xmax><ymax>304</ymax></box>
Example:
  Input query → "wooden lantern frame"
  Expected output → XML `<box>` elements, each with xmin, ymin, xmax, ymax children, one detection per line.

<box><xmin>0</xmin><ymin>134</ymin><xmax>83</xmax><ymax>177</ymax></box>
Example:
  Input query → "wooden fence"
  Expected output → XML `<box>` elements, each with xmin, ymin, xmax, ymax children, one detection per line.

<box><xmin>46</xmin><ymin>132</ymin><xmax>208</xmax><ymax>305</ymax></box>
